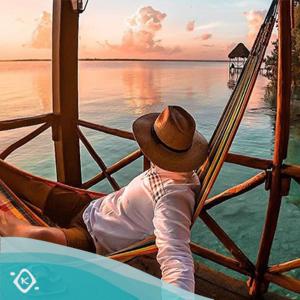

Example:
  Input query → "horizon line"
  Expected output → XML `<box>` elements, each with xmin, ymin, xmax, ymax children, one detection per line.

<box><xmin>0</xmin><ymin>58</ymin><xmax>230</xmax><ymax>63</ymax></box>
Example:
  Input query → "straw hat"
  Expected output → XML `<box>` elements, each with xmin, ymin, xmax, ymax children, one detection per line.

<box><xmin>132</xmin><ymin>106</ymin><xmax>208</xmax><ymax>172</ymax></box>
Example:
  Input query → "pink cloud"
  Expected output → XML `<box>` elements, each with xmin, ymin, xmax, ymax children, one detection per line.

<box><xmin>25</xmin><ymin>11</ymin><xmax>51</xmax><ymax>49</ymax></box>
<box><xmin>105</xmin><ymin>6</ymin><xmax>181</xmax><ymax>56</ymax></box>
<box><xmin>194</xmin><ymin>33</ymin><xmax>213</xmax><ymax>41</ymax></box>
<box><xmin>186</xmin><ymin>20</ymin><xmax>195</xmax><ymax>32</ymax></box>
<box><xmin>30</xmin><ymin>11</ymin><xmax>51</xmax><ymax>48</ymax></box>
<box><xmin>244</xmin><ymin>10</ymin><xmax>266</xmax><ymax>45</ymax></box>
<box><xmin>200</xmin><ymin>33</ymin><xmax>212</xmax><ymax>40</ymax></box>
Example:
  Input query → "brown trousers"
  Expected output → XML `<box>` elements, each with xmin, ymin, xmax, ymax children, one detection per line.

<box><xmin>0</xmin><ymin>160</ymin><xmax>97</xmax><ymax>252</ymax></box>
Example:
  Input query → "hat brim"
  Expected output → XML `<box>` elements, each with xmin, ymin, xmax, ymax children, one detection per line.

<box><xmin>132</xmin><ymin>113</ymin><xmax>209</xmax><ymax>172</ymax></box>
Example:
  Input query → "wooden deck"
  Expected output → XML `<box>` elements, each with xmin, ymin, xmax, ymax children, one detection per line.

<box><xmin>129</xmin><ymin>256</ymin><xmax>289</xmax><ymax>300</ymax></box>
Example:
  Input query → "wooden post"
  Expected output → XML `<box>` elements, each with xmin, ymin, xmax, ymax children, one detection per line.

<box><xmin>52</xmin><ymin>0</ymin><xmax>82</xmax><ymax>186</ymax></box>
<box><xmin>250</xmin><ymin>0</ymin><xmax>292</xmax><ymax>296</ymax></box>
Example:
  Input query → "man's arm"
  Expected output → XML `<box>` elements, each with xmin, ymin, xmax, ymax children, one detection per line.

<box><xmin>153</xmin><ymin>186</ymin><xmax>195</xmax><ymax>292</ymax></box>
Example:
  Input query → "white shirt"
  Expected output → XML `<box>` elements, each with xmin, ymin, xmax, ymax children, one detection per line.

<box><xmin>83</xmin><ymin>164</ymin><xmax>200</xmax><ymax>292</ymax></box>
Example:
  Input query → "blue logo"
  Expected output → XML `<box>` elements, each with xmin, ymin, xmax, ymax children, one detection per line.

<box><xmin>11</xmin><ymin>268</ymin><xmax>39</xmax><ymax>294</ymax></box>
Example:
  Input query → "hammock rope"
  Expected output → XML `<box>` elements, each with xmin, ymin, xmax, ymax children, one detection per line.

<box><xmin>109</xmin><ymin>0</ymin><xmax>278</xmax><ymax>260</ymax></box>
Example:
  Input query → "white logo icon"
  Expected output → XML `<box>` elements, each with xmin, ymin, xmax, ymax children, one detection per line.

<box><xmin>10</xmin><ymin>269</ymin><xmax>39</xmax><ymax>294</ymax></box>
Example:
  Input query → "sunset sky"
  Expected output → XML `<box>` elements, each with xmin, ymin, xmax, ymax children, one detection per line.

<box><xmin>0</xmin><ymin>0</ymin><xmax>276</xmax><ymax>60</ymax></box>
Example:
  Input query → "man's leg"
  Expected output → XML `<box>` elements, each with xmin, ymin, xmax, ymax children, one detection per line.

<box><xmin>0</xmin><ymin>211</ymin><xmax>95</xmax><ymax>252</ymax></box>
<box><xmin>0</xmin><ymin>159</ymin><xmax>94</xmax><ymax>227</ymax></box>
<box><xmin>0</xmin><ymin>211</ymin><xmax>66</xmax><ymax>246</ymax></box>
<box><xmin>0</xmin><ymin>160</ymin><xmax>98</xmax><ymax>251</ymax></box>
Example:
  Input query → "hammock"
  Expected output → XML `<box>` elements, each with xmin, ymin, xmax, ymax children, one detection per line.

<box><xmin>0</xmin><ymin>0</ymin><xmax>278</xmax><ymax>262</ymax></box>
<box><xmin>0</xmin><ymin>179</ymin><xmax>50</xmax><ymax>226</ymax></box>
<box><xmin>108</xmin><ymin>0</ymin><xmax>278</xmax><ymax>261</ymax></box>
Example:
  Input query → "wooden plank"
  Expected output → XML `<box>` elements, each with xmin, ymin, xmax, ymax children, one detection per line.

<box><xmin>82</xmin><ymin>149</ymin><xmax>142</xmax><ymax>189</ymax></box>
<box><xmin>77</xmin><ymin>128</ymin><xmax>120</xmax><ymax>191</ymax></box>
<box><xmin>226</xmin><ymin>153</ymin><xmax>273</xmax><ymax>170</ymax></box>
<box><xmin>190</xmin><ymin>242</ymin><xmax>251</xmax><ymax>276</ymax></box>
<box><xmin>269</xmin><ymin>258</ymin><xmax>300</xmax><ymax>273</ymax></box>
<box><xmin>204</xmin><ymin>171</ymin><xmax>266</xmax><ymax>209</ymax></box>
<box><xmin>78</xmin><ymin>119</ymin><xmax>135</xmax><ymax>140</ymax></box>
<box><xmin>200</xmin><ymin>211</ymin><xmax>255</xmax><ymax>275</ymax></box>
<box><xmin>0</xmin><ymin>123</ymin><xmax>51</xmax><ymax>159</ymax></box>
<box><xmin>129</xmin><ymin>257</ymin><xmax>289</xmax><ymax>300</ymax></box>
<box><xmin>250</xmin><ymin>0</ymin><xmax>292</xmax><ymax>296</ymax></box>
<box><xmin>52</xmin><ymin>0</ymin><xmax>82</xmax><ymax>187</ymax></box>
<box><xmin>265</xmin><ymin>272</ymin><xmax>300</xmax><ymax>293</ymax></box>
<box><xmin>111</xmin><ymin>241</ymin><xmax>251</xmax><ymax>276</ymax></box>
<box><xmin>282</xmin><ymin>164</ymin><xmax>300</xmax><ymax>183</ymax></box>
<box><xmin>0</xmin><ymin>114</ymin><xmax>53</xmax><ymax>131</ymax></box>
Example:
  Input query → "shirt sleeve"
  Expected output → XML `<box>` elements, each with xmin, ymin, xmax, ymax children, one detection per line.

<box><xmin>153</xmin><ymin>186</ymin><xmax>195</xmax><ymax>293</ymax></box>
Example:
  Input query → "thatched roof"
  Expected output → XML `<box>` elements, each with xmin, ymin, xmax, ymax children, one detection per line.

<box><xmin>228</xmin><ymin>43</ymin><xmax>250</xmax><ymax>59</ymax></box>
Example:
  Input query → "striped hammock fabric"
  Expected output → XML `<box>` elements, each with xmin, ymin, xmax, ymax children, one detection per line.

<box><xmin>0</xmin><ymin>179</ymin><xmax>50</xmax><ymax>227</ymax></box>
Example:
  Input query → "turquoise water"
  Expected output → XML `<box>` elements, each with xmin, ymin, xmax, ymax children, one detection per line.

<box><xmin>1</xmin><ymin>238</ymin><xmax>206</xmax><ymax>300</ymax></box>
<box><xmin>0</xmin><ymin>61</ymin><xmax>299</xmax><ymax>298</ymax></box>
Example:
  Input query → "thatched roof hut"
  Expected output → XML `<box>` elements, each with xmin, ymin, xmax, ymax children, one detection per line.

<box><xmin>228</xmin><ymin>43</ymin><xmax>250</xmax><ymax>59</ymax></box>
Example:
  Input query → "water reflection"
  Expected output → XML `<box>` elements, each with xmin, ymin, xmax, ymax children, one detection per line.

<box><xmin>33</xmin><ymin>65</ymin><xmax>52</xmax><ymax>112</ymax></box>
<box><xmin>0</xmin><ymin>62</ymin><xmax>299</xmax><ymax>299</ymax></box>
<box><xmin>122</xmin><ymin>65</ymin><xmax>162</xmax><ymax>114</ymax></box>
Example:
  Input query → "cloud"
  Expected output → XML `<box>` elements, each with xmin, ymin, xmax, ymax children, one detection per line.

<box><xmin>26</xmin><ymin>11</ymin><xmax>51</xmax><ymax>49</ymax></box>
<box><xmin>194</xmin><ymin>33</ymin><xmax>213</xmax><ymax>41</ymax></box>
<box><xmin>195</xmin><ymin>22</ymin><xmax>220</xmax><ymax>31</ymax></box>
<box><xmin>186</xmin><ymin>20</ymin><xmax>195</xmax><ymax>32</ymax></box>
<box><xmin>200</xmin><ymin>33</ymin><xmax>212</xmax><ymax>41</ymax></box>
<box><xmin>244</xmin><ymin>10</ymin><xmax>266</xmax><ymax>45</ymax></box>
<box><xmin>106</xmin><ymin>6</ymin><xmax>181</xmax><ymax>56</ymax></box>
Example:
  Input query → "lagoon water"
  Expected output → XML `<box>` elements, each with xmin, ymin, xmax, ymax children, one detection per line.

<box><xmin>0</xmin><ymin>61</ymin><xmax>299</xmax><ymax>297</ymax></box>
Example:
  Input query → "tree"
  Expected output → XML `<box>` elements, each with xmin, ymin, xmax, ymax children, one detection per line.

<box><xmin>264</xmin><ymin>4</ymin><xmax>300</xmax><ymax>97</ymax></box>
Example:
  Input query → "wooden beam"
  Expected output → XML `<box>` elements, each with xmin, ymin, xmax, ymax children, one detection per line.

<box><xmin>77</xmin><ymin>128</ymin><xmax>120</xmax><ymax>191</ymax></box>
<box><xmin>250</xmin><ymin>0</ymin><xmax>292</xmax><ymax>296</ymax></box>
<box><xmin>269</xmin><ymin>258</ymin><xmax>300</xmax><ymax>274</ymax></box>
<box><xmin>226</xmin><ymin>153</ymin><xmax>273</xmax><ymax>170</ymax></box>
<box><xmin>190</xmin><ymin>242</ymin><xmax>251</xmax><ymax>276</ymax></box>
<box><xmin>200</xmin><ymin>211</ymin><xmax>255</xmax><ymax>275</ymax></box>
<box><xmin>204</xmin><ymin>171</ymin><xmax>266</xmax><ymax>209</ymax></box>
<box><xmin>81</xmin><ymin>149</ymin><xmax>142</xmax><ymax>189</ymax></box>
<box><xmin>0</xmin><ymin>114</ymin><xmax>53</xmax><ymax>131</ymax></box>
<box><xmin>264</xmin><ymin>272</ymin><xmax>300</xmax><ymax>293</ymax></box>
<box><xmin>282</xmin><ymin>164</ymin><xmax>300</xmax><ymax>183</ymax></box>
<box><xmin>52</xmin><ymin>0</ymin><xmax>82</xmax><ymax>187</ymax></box>
<box><xmin>78</xmin><ymin>119</ymin><xmax>135</xmax><ymax>140</ymax></box>
<box><xmin>0</xmin><ymin>123</ymin><xmax>51</xmax><ymax>159</ymax></box>
<box><xmin>110</xmin><ymin>241</ymin><xmax>252</xmax><ymax>276</ymax></box>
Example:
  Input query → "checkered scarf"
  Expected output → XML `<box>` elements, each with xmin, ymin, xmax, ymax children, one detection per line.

<box><xmin>145</xmin><ymin>166</ymin><xmax>166</xmax><ymax>203</ymax></box>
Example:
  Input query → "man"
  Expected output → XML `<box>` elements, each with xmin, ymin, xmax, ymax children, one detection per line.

<box><xmin>0</xmin><ymin>106</ymin><xmax>208</xmax><ymax>293</ymax></box>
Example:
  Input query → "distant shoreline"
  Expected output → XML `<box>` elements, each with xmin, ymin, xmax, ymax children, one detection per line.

<box><xmin>0</xmin><ymin>58</ymin><xmax>229</xmax><ymax>63</ymax></box>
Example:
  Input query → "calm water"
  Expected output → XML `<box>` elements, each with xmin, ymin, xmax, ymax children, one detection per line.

<box><xmin>0</xmin><ymin>61</ymin><xmax>299</xmax><ymax>298</ymax></box>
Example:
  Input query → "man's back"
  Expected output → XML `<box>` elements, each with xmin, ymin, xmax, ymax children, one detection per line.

<box><xmin>83</xmin><ymin>165</ymin><xmax>200</xmax><ymax>253</ymax></box>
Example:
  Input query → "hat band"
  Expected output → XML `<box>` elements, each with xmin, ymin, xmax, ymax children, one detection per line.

<box><xmin>151</xmin><ymin>126</ymin><xmax>191</xmax><ymax>153</ymax></box>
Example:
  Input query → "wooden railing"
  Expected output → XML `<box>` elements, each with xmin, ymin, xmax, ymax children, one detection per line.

<box><xmin>0</xmin><ymin>113</ymin><xmax>300</xmax><ymax>295</ymax></box>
